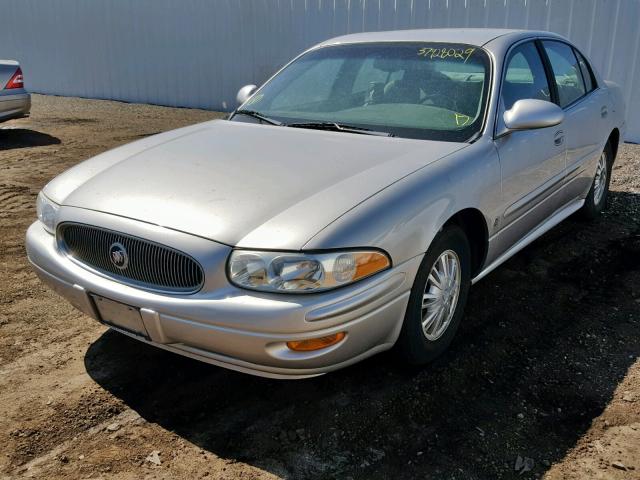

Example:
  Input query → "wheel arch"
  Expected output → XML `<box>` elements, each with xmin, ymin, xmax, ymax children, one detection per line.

<box><xmin>607</xmin><ymin>128</ymin><xmax>620</xmax><ymax>164</ymax></box>
<box><xmin>442</xmin><ymin>208</ymin><xmax>489</xmax><ymax>278</ymax></box>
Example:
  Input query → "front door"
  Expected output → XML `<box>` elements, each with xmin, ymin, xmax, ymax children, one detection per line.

<box><xmin>493</xmin><ymin>40</ymin><xmax>567</xmax><ymax>251</ymax></box>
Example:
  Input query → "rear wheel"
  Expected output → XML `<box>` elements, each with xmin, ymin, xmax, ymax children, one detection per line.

<box><xmin>396</xmin><ymin>225</ymin><xmax>471</xmax><ymax>365</ymax></box>
<box><xmin>579</xmin><ymin>142</ymin><xmax>613</xmax><ymax>220</ymax></box>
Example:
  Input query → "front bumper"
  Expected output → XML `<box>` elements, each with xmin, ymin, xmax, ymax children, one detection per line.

<box><xmin>26</xmin><ymin>211</ymin><xmax>420</xmax><ymax>379</ymax></box>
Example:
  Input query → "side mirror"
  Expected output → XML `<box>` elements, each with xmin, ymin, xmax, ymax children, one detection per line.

<box><xmin>503</xmin><ymin>99</ymin><xmax>564</xmax><ymax>131</ymax></box>
<box><xmin>236</xmin><ymin>84</ymin><xmax>258</xmax><ymax>106</ymax></box>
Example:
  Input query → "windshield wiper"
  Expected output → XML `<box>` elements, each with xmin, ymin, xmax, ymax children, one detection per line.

<box><xmin>233</xmin><ymin>113</ymin><xmax>394</xmax><ymax>137</ymax></box>
<box><xmin>286</xmin><ymin>121</ymin><xmax>394</xmax><ymax>137</ymax></box>
<box><xmin>234</xmin><ymin>109</ymin><xmax>282</xmax><ymax>126</ymax></box>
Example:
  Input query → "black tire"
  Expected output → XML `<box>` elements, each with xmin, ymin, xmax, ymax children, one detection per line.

<box><xmin>579</xmin><ymin>142</ymin><xmax>613</xmax><ymax>220</ymax></box>
<box><xmin>396</xmin><ymin>225</ymin><xmax>472</xmax><ymax>365</ymax></box>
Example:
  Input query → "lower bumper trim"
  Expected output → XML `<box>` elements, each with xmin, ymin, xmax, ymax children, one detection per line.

<box><xmin>114</xmin><ymin>326</ymin><xmax>395</xmax><ymax>380</ymax></box>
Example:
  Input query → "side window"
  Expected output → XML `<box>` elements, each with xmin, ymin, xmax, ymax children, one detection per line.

<box><xmin>574</xmin><ymin>49</ymin><xmax>596</xmax><ymax>92</ymax></box>
<box><xmin>542</xmin><ymin>41</ymin><xmax>587</xmax><ymax>107</ymax></box>
<box><xmin>501</xmin><ymin>42</ymin><xmax>551</xmax><ymax>111</ymax></box>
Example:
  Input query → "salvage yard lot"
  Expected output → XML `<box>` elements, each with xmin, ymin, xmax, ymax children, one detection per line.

<box><xmin>1</xmin><ymin>94</ymin><xmax>639</xmax><ymax>479</ymax></box>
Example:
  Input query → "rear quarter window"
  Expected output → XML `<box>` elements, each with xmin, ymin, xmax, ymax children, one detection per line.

<box><xmin>574</xmin><ymin>49</ymin><xmax>597</xmax><ymax>92</ymax></box>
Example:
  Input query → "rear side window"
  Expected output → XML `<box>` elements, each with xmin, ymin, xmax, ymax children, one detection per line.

<box><xmin>574</xmin><ymin>49</ymin><xmax>596</xmax><ymax>92</ymax></box>
<box><xmin>542</xmin><ymin>41</ymin><xmax>586</xmax><ymax>108</ymax></box>
<box><xmin>502</xmin><ymin>41</ymin><xmax>551</xmax><ymax>110</ymax></box>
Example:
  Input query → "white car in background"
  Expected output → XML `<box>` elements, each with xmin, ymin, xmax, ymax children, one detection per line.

<box><xmin>0</xmin><ymin>60</ymin><xmax>30</xmax><ymax>122</ymax></box>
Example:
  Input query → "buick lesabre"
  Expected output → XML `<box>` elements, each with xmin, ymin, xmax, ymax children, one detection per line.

<box><xmin>26</xmin><ymin>29</ymin><xmax>626</xmax><ymax>378</ymax></box>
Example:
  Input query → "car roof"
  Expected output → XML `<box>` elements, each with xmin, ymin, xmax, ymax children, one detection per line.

<box><xmin>317</xmin><ymin>28</ymin><xmax>566</xmax><ymax>49</ymax></box>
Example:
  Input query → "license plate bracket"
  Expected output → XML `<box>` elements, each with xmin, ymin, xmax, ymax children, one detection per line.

<box><xmin>91</xmin><ymin>294</ymin><xmax>148</xmax><ymax>338</ymax></box>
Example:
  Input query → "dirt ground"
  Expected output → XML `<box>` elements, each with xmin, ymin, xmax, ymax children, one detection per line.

<box><xmin>0</xmin><ymin>94</ymin><xmax>638</xmax><ymax>480</ymax></box>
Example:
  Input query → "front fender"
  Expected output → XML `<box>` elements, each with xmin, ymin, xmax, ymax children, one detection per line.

<box><xmin>303</xmin><ymin>139</ymin><xmax>501</xmax><ymax>267</ymax></box>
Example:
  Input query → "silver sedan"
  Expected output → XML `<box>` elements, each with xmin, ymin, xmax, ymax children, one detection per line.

<box><xmin>26</xmin><ymin>29</ymin><xmax>626</xmax><ymax>379</ymax></box>
<box><xmin>0</xmin><ymin>60</ymin><xmax>30</xmax><ymax>122</ymax></box>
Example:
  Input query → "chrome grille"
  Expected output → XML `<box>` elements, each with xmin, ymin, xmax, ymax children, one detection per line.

<box><xmin>58</xmin><ymin>223</ymin><xmax>204</xmax><ymax>294</ymax></box>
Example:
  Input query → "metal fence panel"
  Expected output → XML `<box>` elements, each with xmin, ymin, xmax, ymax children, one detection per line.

<box><xmin>0</xmin><ymin>0</ymin><xmax>637</xmax><ymax>141</ymax></box>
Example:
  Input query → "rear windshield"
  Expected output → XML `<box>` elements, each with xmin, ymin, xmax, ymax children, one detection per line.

<box><xmin>239</xmin><ymin>42</ymin><xmax>491</xmax><ymax>142</ymax></box>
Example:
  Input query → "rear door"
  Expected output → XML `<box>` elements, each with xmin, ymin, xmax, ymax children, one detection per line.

<box><xmin>493</xmin><ymin>40</ymin><xmax>567</xmax><ymax>250</ymax></box>
<box><xmin>539</xmin><ymin>40</ymin><xmax>609</xmax><ymax>202</ymax></box>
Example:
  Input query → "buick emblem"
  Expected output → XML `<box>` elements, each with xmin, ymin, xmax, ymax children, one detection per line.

<box><xmin>109</xmin><ymin>242</ymin><xmax>129</xmax><ymax>270</ymax></box>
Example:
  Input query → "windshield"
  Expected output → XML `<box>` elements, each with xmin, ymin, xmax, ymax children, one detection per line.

<box><xmin>235</xmin><ymin>42</ymin><xmax>491</xmax><ymax>142</ymax></box>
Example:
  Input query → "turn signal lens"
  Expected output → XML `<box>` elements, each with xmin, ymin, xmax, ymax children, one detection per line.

<box><xmin>286</xmin><ymin>332</ymin><xmax>346</xmax><ymax>352</ymax></box>
<box><xmin>353</xmin><ymin>252</ymin><xmax>391</xmax><ymax>280</ymax></box>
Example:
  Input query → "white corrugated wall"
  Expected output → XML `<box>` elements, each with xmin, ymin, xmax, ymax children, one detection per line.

<box><xmin>0</xmin><ymin>0</ymin><xmax>638</xmax><ymax>141</ymax></box>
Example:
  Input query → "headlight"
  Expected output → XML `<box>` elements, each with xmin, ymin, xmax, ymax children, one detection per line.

<box><xmin>36</xmin><ymin>191</ymin><xmax>60</xmax><ymax>234</ymax></box>
<box><xmin>228</xmin><ymin>249</ymin><xmax>391</xmax><ymax>293</ymax></box>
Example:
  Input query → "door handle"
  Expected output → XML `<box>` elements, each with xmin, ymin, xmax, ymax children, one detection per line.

<box><xmin>554</xmin><ymin>130</ymin><xmax>564</xmax><ymax>146</ymax></box>
<box><xmin>601</xmin><ymin>106</ymin><xmax>608</xmax><ymax>118</ymax></box>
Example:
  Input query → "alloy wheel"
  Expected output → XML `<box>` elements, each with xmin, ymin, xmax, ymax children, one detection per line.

<box><xmin>593</xmin><ymin>152</ymin><xmax>608</xmax><ymax>206</ymax></box>
<box><xmin>421</xmin><ymin>249</ymin><xmax>461</xmax><ymax>341</ymax></box>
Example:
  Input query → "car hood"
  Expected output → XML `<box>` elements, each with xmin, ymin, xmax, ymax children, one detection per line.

<box><xmin>49</xmin><ymin>120</ymin><xmax>465</xmax><ymax>249</ymax></box>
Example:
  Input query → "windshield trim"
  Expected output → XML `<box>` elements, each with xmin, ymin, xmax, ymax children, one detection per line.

<box><xmin>233</xmin><ymin>41</ymin><xmax>494</xmax><ymax>143</ymax></box>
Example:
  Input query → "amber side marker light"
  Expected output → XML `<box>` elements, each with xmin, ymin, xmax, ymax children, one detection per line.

<box><xmin>286</xmin><ymin>332</ymin><xmax>346</xmax><ymax>352</ymax></box>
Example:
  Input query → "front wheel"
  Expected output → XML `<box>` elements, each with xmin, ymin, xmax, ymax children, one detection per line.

<box><xmin>579</xmin><ymin>142</ymin><xmax>613</xmax><ymax>220</ymax></box>
<box><xmin>396</xmin><ymin>225</ymin><xmax>471</xmax><ymax>365</ymax></box>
